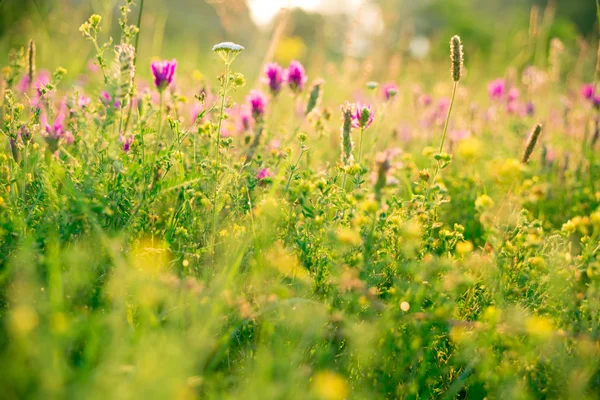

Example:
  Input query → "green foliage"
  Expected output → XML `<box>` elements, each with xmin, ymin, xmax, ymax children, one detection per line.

<box><xmin>0</xmin><ymin>1</ymin><xmax>600</xmax><ymax>399</ymax></box>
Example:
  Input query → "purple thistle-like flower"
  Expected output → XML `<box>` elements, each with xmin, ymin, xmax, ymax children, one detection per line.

<box><xmin>506</xmin><ymin>101</ymin><xmax>519</xmax><ymax>115</ymax></box>
<box><xmin>581</xmin><ymin>84</ymin><xmax>595</xmax><ymax>100</ymax></box>
<box><xmin>418</xmin><ymin>94</ymin><xmax>432</xmax><ymax>107</ymax></box>
<box><xmin>256</xmin><ymin>168</ymin><xmax>272</xmax><ymax>181</ymax></box>
<box><xmin>263</xmin><ymin>63</ymin><xmax>284</xmax><ymax>96</ymax></box>
<box><xmin>100</xmin><ymin>91</ymin><xmax>121</xmax><ymax>109</ymax></box>
<box><xmin>78</xmin><ymin>95</ymin><xmax>91</xmax><ymax>108</ymax></box>
<box><xmin>525</xmin><ymin>101</ymin><xmax>535</xmax><ymax>116</ymax></box>
<box><xmin>247</xmin><ymin>89</ymin><xmax>268</xmax><ymax>121</ymax></box>
<box><xmin>381</xmin><ymin>82</ymin><xmax>399</xmax><ymax>101</ymax></box>
<box><xmin>487</xmin><ymin>79</ymin><xmax>506</xmax><ymax>100</ymax></box>
<box><xmin>351</xmin><ymin>103</ymin><xmax>375</xmax><ymax>130</ymax></box>
<box><xmin>284</xmin><ymin>60</ymin><xmax>308</xmax><ymax>93</ymax></box>
<box><xmin>508</xmin><ymin>88</ymin><xmax>520</xmax><ymax>102</ymax></box>
<box><xmin>120</xmin><ymin>133</ymin><xmax>134</xmax><ymax>153</ymax></box>
<box><xmin>151</xmin><ymin>59</ymin><xmax>177</xmax><ymax>91</ymax></box>
<box><xmin>237</xmin><ymin>105</ymin><xmax>253</xmax><ymax>132</ymax></box>
<box><xmin>17</xmin><ymin>75</ymin><xmax>30</xmax><ymax>93</ymax></box>
<box><xmin>41</xmin><ymin>111</ymin><xmax>73</xmax><ymax>144</ymax></box>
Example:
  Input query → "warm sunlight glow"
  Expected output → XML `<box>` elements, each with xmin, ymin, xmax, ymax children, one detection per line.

<box><xmin>247</xmin><ymin>0</ymin><xmax>364</xmax><ymax>27</ymax></box>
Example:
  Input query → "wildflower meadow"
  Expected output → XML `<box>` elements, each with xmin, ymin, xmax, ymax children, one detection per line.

<box><xmin>1</xmin><ymin>0</ymin><xmax>600</xmax><ymax>398</ymax></box>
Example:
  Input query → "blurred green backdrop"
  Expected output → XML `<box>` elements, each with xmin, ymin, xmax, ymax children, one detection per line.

<box><xmin>0</xmin><ymin>0</ymin><xmax>597</xmax><ymax>80</ymax></box>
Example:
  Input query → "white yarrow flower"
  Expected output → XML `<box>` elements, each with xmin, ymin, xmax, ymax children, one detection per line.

<box><xmin>212</xmin><ymin>42</ymin><xmax>245</xmax><ymax>64</ymax></box>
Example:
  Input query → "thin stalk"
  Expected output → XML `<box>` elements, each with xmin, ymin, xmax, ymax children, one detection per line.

<box><xmin>429</xmin><ymin>81</ymin><xmax>458</xmax><ymax>188</ymax></box>
<box><xmin>156</xmin><ymin>91</ymin><xmax>164</xmax><ymax>153</ymax></box>
<box><xmin>215</xmin><ymin>63</ymin><xmax>230</xmax><ymax>169</ymax></box>
<box><xmin>285</xmin><ymin>148</ymin><xmax>306</xmax><ymax>192</ymax></box>
<box><xmin>124</xmin><ymin>0</ymin><xmax>145</xmax><ymax>132</ymax></box>
<box><xmin>211</xmin><ymin>62</ymin><xmax>231</xmax><ymax>253</ymax></box>
<box><xmin>356</xmin><ymin>127</ymin><xmax>365</xmax><ymax>188</ymax></box>
<box><xmin>357</xmin><ymin>127</ymin><xmax>365</xmax><ymax>164</ymax></box>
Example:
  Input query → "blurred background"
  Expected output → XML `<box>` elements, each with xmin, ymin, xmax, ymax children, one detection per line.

<box><xmin>0</xmin><ymin>0</ymin><xmax>598</xmax><ymax>83</ymax></box>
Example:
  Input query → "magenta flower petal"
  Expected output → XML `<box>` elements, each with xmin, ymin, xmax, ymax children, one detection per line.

<box><xmin>151</xmin><ymin>59</ymin><xmax>177</xmax><ymax>91</ymax></box>
<box><xmin>284</xmin><ymin>60</ymin><xmax>308</xmax><ymax>93</ymax></box>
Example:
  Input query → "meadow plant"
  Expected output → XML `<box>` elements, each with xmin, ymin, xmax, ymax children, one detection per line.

<box><xmin>2</xmin><ymin>3</ymin><xmax>600</xmax><ymax>399</ymax></box>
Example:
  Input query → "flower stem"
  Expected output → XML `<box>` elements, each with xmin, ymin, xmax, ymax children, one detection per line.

<box><xmin>285</xmin><ymin>147</ymin><xmax>305</xmax><ymax>192</ymax></box>
<box><xmin>156</xmin><ymin>90</ymin><xmax>163</xmax><ymax>153</ymax></box>
<box><xmin>358</xmin><ymin>127</ymin><xmax>365</xmax><ymax>164</ymax></box>
<box><xmin>124</xmin><ymin>0</ymin><xmax>145</xmax><ymax>132</ymax></box>
<box><xmin>211</xmin><ymin>62</ymin><xmax>231</xmax><ymax>254</ymax></box>
<box><xmin>357</xmin><ymin>127</ymin><xmax>365</xmax><ymax>188</ymax></box>
<box><xmin>429</xmin><ymin>80</ymin><xmax>458</xmax><ymax>191</ymax></box>
<box><xmin>438</xmin><ymin>81</ymin><xmax>458</xmax><ymax>154</ymax></box>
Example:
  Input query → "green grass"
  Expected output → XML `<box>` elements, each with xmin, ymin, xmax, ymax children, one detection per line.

<box><xmin>1</xmin><ymin>1</ymin><xmax>600</xmax><ymax>399</ymax></box>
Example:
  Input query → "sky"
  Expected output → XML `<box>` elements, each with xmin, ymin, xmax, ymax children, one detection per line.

<box><xmin>247</xmin><ymin>0</ymin><xmax>365</xmax><ymax>27</ymax></box>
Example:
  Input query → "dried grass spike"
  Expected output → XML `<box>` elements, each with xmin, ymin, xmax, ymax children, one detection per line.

<box><xmin>522</xmin><ymin>123</ymin><xmax>543</xmax><ymax>164</ymax></box>
<box><xmin>450</xmin><ymin>35</ymin><xmax>463</xmax><ymax>82</ymax></box>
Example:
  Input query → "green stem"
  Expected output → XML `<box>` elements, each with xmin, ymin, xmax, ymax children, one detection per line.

<box><xmin>211</xmin><ymin>62</ymin><xmax>231</xmax><ymax>253</ymax></box>
<box><xmin>429</xmin><ymin>81</ymin><xmax>458</xmax><ymax>191</ymax></box>
<box><xmin>215</xmin><ymin>63</ymin><xmax>230</xmax><ymax>169</ymax></box>
<box><xmin>439</xmin><ymin>81</ymin><xmax>457</xmax><ymax>154</ymax></box>
<box><xmin>156</xmin><ymin>90</ymin><xmax>164</xmax><ymax>154</ymax></box>
<box><xmin>124</xmin><ymin>0</ymin><xmax>145</xmax><ymax>132</ymax></box>
<box><xmin>358</xmin><ymin>127</ymin><xmax>365</xmax><ymax>164</ymax></box>
<box><xmin>357</xmin><ymin>127</ymin><xmax>365</xmax><ymax>188</ymax></box>
<box><xmin>285</xmin><ymin>148</ymin><xmax>305</xmax><ymax>192</ymax></box>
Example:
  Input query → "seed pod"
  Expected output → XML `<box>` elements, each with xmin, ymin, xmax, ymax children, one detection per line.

<box><xmin>529</xmin><ymin>5</ymin><xmax>539</xmax><ymax>39</ymax></box>
<box><xmin>374</xmin><ymin>152</ymin><xmax>391</xmax><ymax>202</ymax></box>
<box><xmin>522</xmin><ymin>123</ymin><xmax>543</xmax><ymax>164</ymax></box>
<box><xmin>450</xmin><ymin>35</ymin><xmax>463</xmax><ymax>82</ymax></box>
<box><xmin>340</xmin><ymin>104</ymin><xmax>354</xmax><ymax>165</ymax></box>
<box><xmin>114</xmin><ymin>44</ymin><xmax>136</xmax><ymax>106</ymax></box>
<box><xmin>27</xmin><ymin>39</ymin><xmax>36</xmax><ymax>89</ymax></box>
<box><xmin>305</xmin><ymin>79</ymin><xmax>324</xmax><ymax>116</ymax></box>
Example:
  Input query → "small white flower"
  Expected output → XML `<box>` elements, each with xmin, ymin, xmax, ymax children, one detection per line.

<box><xmin>212</xmin><ymin>42</ymin><xmax>245</xmax><ymax>65</ymax></box>
<box><xmin>213</xmin><ymin>42</ymin><xmax>244</xmax><ymax>65</ymax></box>
<box><xmin>212</xmin><ymin>42</ymin><xmax>245</xmax><ymax>52</ymax></box>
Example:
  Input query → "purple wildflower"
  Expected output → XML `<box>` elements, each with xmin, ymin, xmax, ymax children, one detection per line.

<box><xmin>78</xmin><ymin>95</ymin><xmax>91</xmax><ymax>108</ymax></box>
<box><xmin>263</xmin><ymin>63</ymin><xmax>284</xmax><ymax>96</ymax></box>
<box><xmin>487</xmin><ymin>79</ymin><xmax>506</xmax><ymax>100</ymax></box>
<box><xmin>418</xmin><ymin>94</ymin><xmax>432</xmax><ymax>107</ymax></box>
<box><xmin>525</xmin><ymin>101</ymin><xmax>535</xmax><ymax>116</ymax></box>
<box><xmin>284</xmin><ymin>60</ymin><xmax>308</xmax><ymax>93</ymax></box>
<box><xmin>351</xmin><ymin>103</ymin><xmax>375</xmax><ymax>130</ymax></box>
<box><xmin>581</xmin><ymin>84</ymin><xmax>595</xmax><ymax>100</ymax></box>
<box><xmin>100</xmin><ymin>91</ymin><xmax>121</xmax><ymax>109</ymax></box>
<box><xmin>506</xmin><ymin>101</ymin><xmax>519</xmax><ymax>115</ymax></box>
<box><xmin>41</xmin><ymin>111</ymin><xmax>73</xmax><ymax>145</ymax></box>
<box><xmin>508</xmin><ymin>88</ymin><xmax>520</xmax><ymax>102</ymax></box>
<box><xmin>17</xmin><ymin>75</ymin><xmax>30</xmax><ymax>93</ymax></box>
<box><xmin>120</xmin><ymin>133</ymin><xmax>134</xmax><ymax>153</ymax></box>
<box><xmin>247</xmin><ymin>89</ymin><xmax>268</xmax><ymax>121</ymax></box>
<box><xmin>381</xmin><ymin>82</ymin><xmax>399</xmax><ymax>101</ymax></box>
<box><xmin>256</xmin><ymin>168</ymin><xmax>272</xmax><ymax>181</ymax></box>
<box><xmin>151</xmin><ymin>59</ymin><xmax>177</xmax><ymax>91</ymax></box>
<box><xmin>237</xmin><ymin>105</ymin><xmax>253</xmax><ymax>132</ymax></box>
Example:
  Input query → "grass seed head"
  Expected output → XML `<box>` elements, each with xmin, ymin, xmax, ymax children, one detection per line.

<box><xmin>450</xmin><ymin>35</ymin><xmax>463</xmax><ymax>82</ymax></box>
<box><xmin>522</xmin><ymin>123</ymin><xmax>543</xmax><ymax>164</ymax></box>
